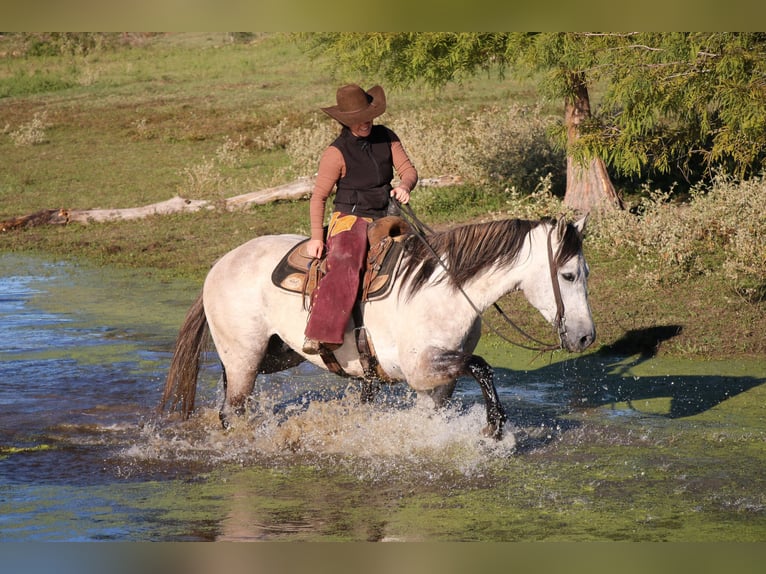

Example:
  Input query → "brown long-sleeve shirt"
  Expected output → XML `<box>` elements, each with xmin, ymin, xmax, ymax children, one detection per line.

<box><xmin>309</xmin><ymin>133</ymin><xmax>418</xmax><ymax>241</ymax></box>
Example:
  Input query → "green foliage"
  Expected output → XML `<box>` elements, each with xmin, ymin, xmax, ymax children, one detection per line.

<box><xmin>587</xmin><ymin>33</ymin><xmax>766</xmax><ymax>181</ymax></box>
<box><xmin>301</xmin><ymin>33</ymin><xmax>511</xmax><ymax>87</ymax></box>
<box><xmin>301</xmin><ymin>32</ymin><xmax>766</xmax><ymax>188</ymax></box>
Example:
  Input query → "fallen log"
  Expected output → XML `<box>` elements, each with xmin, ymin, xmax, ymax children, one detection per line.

<box><xmin>223</xmin><ymin>174</ymin><xmax>463</xmax><ymax>209</ymax></box>
<box><xmin>224</xmin><ymin>177</ymin><xmax>314</xmax><ymax>209</ymax></box>
<box><xmin>0</xmin><ymin>174</ymin><xmax>462</xmax><ymax>231</ymax></box>
<box><xmin>1</xmin><ymin>209</ymin><xmax>70</xmax><ymax>232</ymax></box>
<box><xmin>67</xmin><ymin>196</ymin><xmax>211</xmax><ymax>224</ymax></box>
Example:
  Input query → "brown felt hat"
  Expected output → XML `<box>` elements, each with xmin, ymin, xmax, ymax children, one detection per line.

<box><xmin>321</xmin><ymin>84</ymin><xmax>386</xmax><ymax>125</ymax></box>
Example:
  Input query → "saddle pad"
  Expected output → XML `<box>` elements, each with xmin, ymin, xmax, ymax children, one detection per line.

<box><xmin>271</xmin><ymin>238</ymin><xmax>315</xmax><ymax>293</ymax></box>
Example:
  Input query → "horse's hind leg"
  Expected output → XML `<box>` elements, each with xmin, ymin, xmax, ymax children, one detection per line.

<box><xmin>421</xmin><ymin>380</ymin><xmax>457</xmax><ymax>408</ymax></box>
<box><xmin>217</xmin><ymin>335</ymin><xmax>305</xmax><ymax>429</ymax></box>
<box><xmin>216</xmin><ymin>363</ymin><xmax>245</xmax><ymax>429</ymax></box>
<box><xmin>218</xmin><ymin>361</ymin><xmax>260</xmax><ymax>429</ymax></box>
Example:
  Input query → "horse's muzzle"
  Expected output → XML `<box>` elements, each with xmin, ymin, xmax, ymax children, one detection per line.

<box><xmin>560</xmin><ymin>327</ymin><xmax>596</xmax><ymax>353</ymax></box>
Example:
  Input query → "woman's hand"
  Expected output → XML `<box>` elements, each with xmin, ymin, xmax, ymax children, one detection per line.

<box><xmin>306</xmin><ymin>238</ymin><xmax>325</xmax><ymax>259</ymax></box>
<box><xmin>390</xmin><ymin>186</ymin><xmax>411</xmax><ymax>204</ymax></box>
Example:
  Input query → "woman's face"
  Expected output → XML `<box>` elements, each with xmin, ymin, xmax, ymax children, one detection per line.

<box><xmin>349</xmin><ymin>121</ymin><xmax>372</xmax><ymax>137</ymax></box>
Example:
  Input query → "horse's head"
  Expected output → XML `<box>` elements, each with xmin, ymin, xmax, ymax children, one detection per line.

<box><xmin>522</xmin><ymin>215</ymin><xmax>596</xmax><ymax>353</ymax></box>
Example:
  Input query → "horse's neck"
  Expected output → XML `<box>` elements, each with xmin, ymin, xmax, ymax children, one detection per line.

<box><xmin>398</xmin><ymin>236</ymin><xmax>535</xmax><ymax>316</ymax></box>
<box><xmin>458</xmin><ymin>259</ymin><xmax>527</xmax><ymax>310</ymax></box>
<box><xmin>464</xmin><ymin>228</ymin><xmax>543</xmax><ymax>309</ymax></box>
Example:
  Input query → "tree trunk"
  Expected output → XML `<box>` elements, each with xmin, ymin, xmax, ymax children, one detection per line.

<box><xmin>564</xmin><ymin>72</ymin><xmax>623</xmax><ymax>214</ymax></box>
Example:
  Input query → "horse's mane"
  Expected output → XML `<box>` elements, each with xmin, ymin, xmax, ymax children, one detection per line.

<box><xmin>399</xmin><ymin>218</ymin><xmax>583</xmax><ymax>298</ymax></box>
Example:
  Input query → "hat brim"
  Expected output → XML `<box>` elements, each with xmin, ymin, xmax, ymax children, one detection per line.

<box><xmin>321</xmin><ymin>85</ymin><xmax>386</xmax><ymax>125</ymax></box>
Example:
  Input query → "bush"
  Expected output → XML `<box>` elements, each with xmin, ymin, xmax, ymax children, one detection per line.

<box><xmin>6</xmin><ymin>111</ymin><xmax>50</xmax><ymax>146</ymax></box>
<box><xmin>22</xmin><ymin>33</ymin><xmax>122</xmax><ymax>57</ymax></box>
<box><xmin>389</xmin><ymin>103</ymin><xmax>564</xmax><ymax>194</ymax></box>
<box><xmin>589</xmin><ymin>174</ymin><xmax>766</xmax><ymax>299</ymax></box>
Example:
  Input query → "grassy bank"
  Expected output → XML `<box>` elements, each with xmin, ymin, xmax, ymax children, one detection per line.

<box><xmin>1</xmin><ymin>33</ymin><xmax>764</xmax><ymax>361</ymax></box>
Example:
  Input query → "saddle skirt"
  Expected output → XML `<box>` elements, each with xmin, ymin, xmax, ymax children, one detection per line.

<box><xmin>271</xmin><ymin>215</ymin><xmax>411</xmax><ymax>303</ymax></box>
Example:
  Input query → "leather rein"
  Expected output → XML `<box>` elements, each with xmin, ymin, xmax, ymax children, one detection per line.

<box><xmin>394</xmin><ymin>200</ymin><xmax>567</xmax><ymax>353</ymax></box>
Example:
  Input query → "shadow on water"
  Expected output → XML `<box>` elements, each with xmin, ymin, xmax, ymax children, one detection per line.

<box><xmin>572</xmin><ymin>325</ymin><xmax>764</xmax><ymax>418</ymax></box>
<box><xmin>480</xmin><ymin>324</ymin><xmax>765</xmax><ymax>451</ymax></box>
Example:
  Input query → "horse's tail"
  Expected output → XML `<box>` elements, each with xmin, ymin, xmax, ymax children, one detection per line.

<box><xmin>158</xmin><ymin>291</ymin><xmax>208</xmax><ymax>419</ymax></box>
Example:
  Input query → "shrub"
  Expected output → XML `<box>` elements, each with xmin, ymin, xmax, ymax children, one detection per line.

<box><xmin>7</xmin><ymin>111</ymin><xmax>50</xmax><ymax>146</ymax></box>
<box><xmin>282</xmin><ymin>114</ymin><xmax>337</xmax><ymax>176</ymax></box>
<box><xmin>22</xmin><ymin>33</ymin><xmax>122</xmax><ymax>57</ymax></box>
<box><xmin>388</xmin><ymin>103</ymin><xmax>564</xmax><ymax>194</ymax></box>
<box><xmin>589</xmin><ymin>174</ymin><xmax>766</xmax><ymax>298</ymax></box>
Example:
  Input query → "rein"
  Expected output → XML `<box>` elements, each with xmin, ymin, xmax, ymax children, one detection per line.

<box><xmin>546</xmin><ymin>225</ymin><xmax>568</xmax><ymax>346</ymax></box>
<box><xmin>394</xmin><ymin>200</ymin><xmax>565</xmax><ymax>353</ymax></box>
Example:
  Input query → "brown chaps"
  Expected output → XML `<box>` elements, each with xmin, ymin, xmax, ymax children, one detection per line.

<box><xmin>304</xmin><ymin>213</ymin><xmax>370</xmax><ymax>344</ymax></box>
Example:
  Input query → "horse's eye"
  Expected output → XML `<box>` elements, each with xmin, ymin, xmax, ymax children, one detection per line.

<box><xmin>562</xmin><ymin>272</ymin><xmax>575</xmax><ymax>282</ymax></box>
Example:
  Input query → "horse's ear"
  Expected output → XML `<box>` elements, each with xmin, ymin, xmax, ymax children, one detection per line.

<box><xmin>573</xmin><ymin>213</ymin><xmax>589</xmax><ymax>236</ymax></box>
<box><xmin>556</xmin><ymin>214</ymin><xmax>567</xmax><ymax>241</ymax></box>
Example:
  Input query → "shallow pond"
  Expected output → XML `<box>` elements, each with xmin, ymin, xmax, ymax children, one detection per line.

<box><xmin>1</xmin><ymin>253</ymin><xmax>764</xmax><ymax>541</ymax></box>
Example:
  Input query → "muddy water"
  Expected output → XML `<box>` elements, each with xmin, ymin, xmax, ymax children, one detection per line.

<box><xmin>1</xmin><ymin>253</ymin><xmax>764</xmax><ymax>541</ymax></box>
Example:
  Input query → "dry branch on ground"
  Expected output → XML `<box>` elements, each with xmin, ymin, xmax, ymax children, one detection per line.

<box><xmin>0</xmin><ymin>175</ymin><xmax>461</xmax><ymax>231</ymax></box>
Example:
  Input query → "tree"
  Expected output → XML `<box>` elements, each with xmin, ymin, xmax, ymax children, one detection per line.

<box><xmin>301</xmin><ymin>33</ymin><xmax>766</xmax><ymax>213</ymax></box>
<box><xmin>580</xmin><ymin>33</ymin><xmax>766</xmax><ymax>182</ymax></box>
<box><xmin>301</xmin><ymin>32</ymin><xmax>624</xmax><ymax>214</ymax></box>
<box><xmin>504</xmin><ymin>33</ymin><xmax>625</xmax><ymax>213</ymax></box>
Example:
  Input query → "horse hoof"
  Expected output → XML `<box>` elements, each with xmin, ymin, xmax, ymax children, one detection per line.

<box><xmin>219</xmin><ymin>403</ymin><xmax>247</xmax><ymax>429</ymax></box>
<box><xmin>482</xmin><ymin>424</ymin><xmax>503</xmax><ymax>441</ymax></box>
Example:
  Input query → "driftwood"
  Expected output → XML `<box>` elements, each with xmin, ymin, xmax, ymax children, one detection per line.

<box><xmin>1</xmin><ymin>174</ymin><xmax>462</xmax><ymax>231</ymax></box>
<box><xmin>224</xmin><ymin>174</ymin><xmax>462</xmax><ymax>210</ymax></box>
<box><xmin>67</xmin><ymin>196</ymin><xmax>211</xmax><ymax>224</ymax></box>
<box><xmin>223</xmin><ymin>177</ymin><xmax>315</xmax><ymax>209</ymax></box>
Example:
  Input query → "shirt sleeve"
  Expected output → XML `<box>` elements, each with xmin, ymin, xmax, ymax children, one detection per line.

<box><xmin>389</xmin><ymin>130</ymin><xmax>418</xmax><ymax>192</ymax></box>
<box><xmin>309</xmin><ymin>146</ymin><xmax>344</xmax><ymax>241</ymax></box>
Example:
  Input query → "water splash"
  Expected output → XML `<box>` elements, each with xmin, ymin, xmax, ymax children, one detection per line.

<box><xmin>125</xmin><ymin>389</ymin><xmax>517</xmax><ymax>482</ymax></box>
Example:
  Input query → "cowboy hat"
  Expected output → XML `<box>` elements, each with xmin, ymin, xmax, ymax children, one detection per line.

<box><xmin>321</xmin><ymin>84</ymin><xmax>386</xmax><ymax>125</ymax></box>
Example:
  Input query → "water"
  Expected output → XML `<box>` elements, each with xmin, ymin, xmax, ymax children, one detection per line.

<box><xmin>1</xmin><ymin>253</ymin><xmax>764</xmax><ymax>541</ymax></box>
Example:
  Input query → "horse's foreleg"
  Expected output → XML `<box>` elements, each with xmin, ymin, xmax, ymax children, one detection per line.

<box><xmin>412</xmin><ymin>347</ymin><xmax>506</xmax><ymax>439</ymax></box>
<box><xmin>465</xmin><ymin>355</ymin><xmax>506</xmax><ymax>440</ymax></box>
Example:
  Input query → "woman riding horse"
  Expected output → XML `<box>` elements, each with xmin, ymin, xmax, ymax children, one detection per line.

<box><xmin>302</xmin><ymin>84</ymin><xmax>418</xmax><ymax>355</ymax></box>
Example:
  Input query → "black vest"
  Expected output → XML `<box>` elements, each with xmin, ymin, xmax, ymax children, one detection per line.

<box><xmin>331</xmin><ymin>125</ymin><xmax>394</xmax><ymax>219</ymax></box>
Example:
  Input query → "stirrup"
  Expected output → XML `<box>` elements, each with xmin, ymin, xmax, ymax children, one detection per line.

<box><xmin>302</xmin><ymin>338</ymin><xmax>341</xmax><ymax>355</ymax></box>
<box><xmin>302</xmin><ymin>338</ymin><xmax>322</xmax><ymax>355</ymax></box>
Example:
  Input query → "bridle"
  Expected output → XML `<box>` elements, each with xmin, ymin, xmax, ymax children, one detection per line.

<box><xmin>393</xmin><ymin>200</ymin><xmax>567</xmax><ymax>353</ymax></box>
<box><xmin>546</xmin><ymin>223</ymin><xmax>568</xmax><ymax>347</ymax></box>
